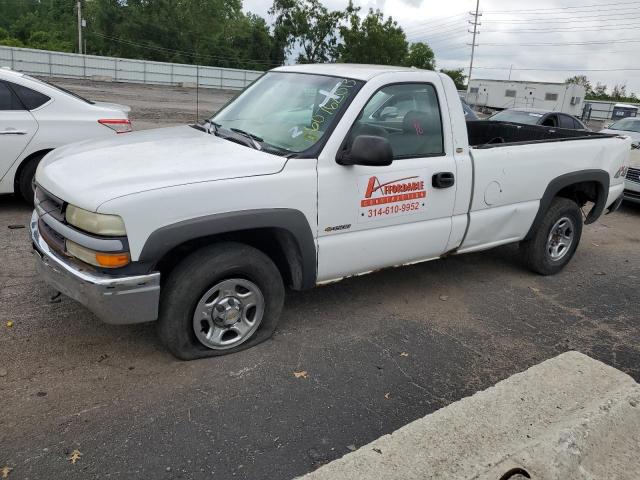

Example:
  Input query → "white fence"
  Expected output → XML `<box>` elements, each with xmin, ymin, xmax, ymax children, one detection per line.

<box><xmin>0</xmin><ymin>46</ymin><xmax>264</xmax><ymax>90</ymax></box>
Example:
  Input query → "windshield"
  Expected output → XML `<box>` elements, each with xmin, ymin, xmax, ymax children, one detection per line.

<box><xmin>212</xmin><ymin>72</ymin><xmax>362</xmax><ymax>154</ymax></box>
<box><xmin>609</xmin><ymin>118</ymin><xmax>640</xmax><ymax>133</ymax></box>
<box><xmin>488</xmin><ymin>110</ymin><xmax>544</xmax><ymax>125</ymax></box>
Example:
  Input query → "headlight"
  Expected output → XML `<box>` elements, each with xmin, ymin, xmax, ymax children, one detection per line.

<box><xmin>66</xmin><ymin>240</ymin><xmax>130</xmax><ymax>268</ymax></box>
<box><xmin>65</xmin><ymin>205</ymin><xmax>126</xmax><ymax>236</ymax></box>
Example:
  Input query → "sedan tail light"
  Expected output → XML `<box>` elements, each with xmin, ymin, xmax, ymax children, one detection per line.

<box><xmin>98</xmin><ymin>118</ymin><xmax>132</xmax><ymax>134</ymax></box>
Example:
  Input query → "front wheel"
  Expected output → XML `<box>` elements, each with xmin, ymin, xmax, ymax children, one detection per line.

<box><xmin>157</xmin><ymin>242</ymin><xmax>285</xmax><ymax>360</ymax></box>
<box><xmin>520</xmin><ymin>197</ymin><xmax>583</xmax><ymax>275</ymax></box>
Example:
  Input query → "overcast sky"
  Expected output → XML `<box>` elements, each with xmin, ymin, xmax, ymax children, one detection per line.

<box><xmin>243</xmin><ymin>0</ymin><xmax>640</xmax><ymax>95</ymax></box>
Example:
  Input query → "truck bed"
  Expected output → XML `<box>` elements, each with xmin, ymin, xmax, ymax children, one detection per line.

<box><xmin>467</xmin><ymin>120</ymin><xmax>614</xmax><ymax>149</ymax></box>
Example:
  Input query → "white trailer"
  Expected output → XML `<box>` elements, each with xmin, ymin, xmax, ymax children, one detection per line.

<box><xmin>466</xmin><ymin>79</ymin><xmax>586</xmax><ymax>116</ymax></box>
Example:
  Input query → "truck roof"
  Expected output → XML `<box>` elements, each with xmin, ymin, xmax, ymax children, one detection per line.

<box><xmin>273</xmin><ymin>63</ymin><xmax>427</xmax><ymax>81</ymax></box>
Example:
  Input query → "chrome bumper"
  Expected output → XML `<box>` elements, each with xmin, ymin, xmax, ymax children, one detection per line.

<box><xmin>30</xmin><ymin>211</ymin><xmax>161</xmax><ymax>325</ymax></box>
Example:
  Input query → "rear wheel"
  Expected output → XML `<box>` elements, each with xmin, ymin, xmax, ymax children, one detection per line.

<box><xmin>18</xmin><ymin>154</ymin><xmax>45</xmax><ymax>206</ymax></box>
<box><xmin>520</xmin><ymin>197</ymin><xmax>583</xmax><ymax>275</ymax></box>
<box><xmin>157</xmin><ymin>242</ymin><xmax>285</xmax><ymax>360</ymax></box>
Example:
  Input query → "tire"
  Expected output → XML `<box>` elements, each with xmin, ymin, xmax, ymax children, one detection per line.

<box><xmin>520</xmin><ymin>197</ymin><xmax>583</xmax><ymax>275</ymax></box>
<box><xmin>17</xmin><ymin>154</ymin><xmax>45</xmax><ymax>206</ymax></box>
<box><xmin>157</xmin><ymin>242</ymin><xmax>285</xmax><ymax>360</ymax></box>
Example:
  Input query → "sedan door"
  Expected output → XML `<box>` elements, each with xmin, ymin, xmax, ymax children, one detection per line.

<box><xmin>0</xmin><ymin>81</ymin><xmax>38</xmax><ymax>179</ymax></box>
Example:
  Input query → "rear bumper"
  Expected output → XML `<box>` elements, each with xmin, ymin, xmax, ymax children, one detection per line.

<box><xmin>31</xmin><ymin>211</ymin><xmax>160</xmax><ymax>324</ymax></box>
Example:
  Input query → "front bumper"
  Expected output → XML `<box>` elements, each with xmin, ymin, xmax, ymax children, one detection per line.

<box><xmin>31</xmin><ymin>211</ymin><xmax>161</xmax><ymax>325</ymax></box>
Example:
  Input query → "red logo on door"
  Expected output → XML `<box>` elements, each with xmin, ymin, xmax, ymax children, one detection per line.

<box><xmin>361</xmin><ymin>176</ymin><xmax>426</xmax><ymax>207</ymax></box>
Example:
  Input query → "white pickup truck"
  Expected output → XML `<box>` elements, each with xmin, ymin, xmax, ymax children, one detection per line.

<box><xmin>31</xmin><ymin>64</ymin><xmax>630</xmax><ymax>360</ymax></box>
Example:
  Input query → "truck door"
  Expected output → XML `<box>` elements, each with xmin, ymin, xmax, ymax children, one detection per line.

<box><xmin>316</xmin><ymin>81</ymin><xmax>458</xmax><ymax>283</ymax></box>
<box><xmin>0</xmin><ymin>81</ymin><xmax>38</xmax><ymax>179</ymax></box>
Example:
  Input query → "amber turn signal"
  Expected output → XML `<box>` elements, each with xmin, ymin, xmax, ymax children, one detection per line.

<box><xmin>95</xmin><ymin>252</ymin><xmax>131</xmax><ymax>268</ymax></box>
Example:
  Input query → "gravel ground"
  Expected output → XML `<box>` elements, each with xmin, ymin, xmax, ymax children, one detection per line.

<box><xmin>1</xmin><ymin>80</ymin><xmax>640</xmax><ymax>480</ymax></box>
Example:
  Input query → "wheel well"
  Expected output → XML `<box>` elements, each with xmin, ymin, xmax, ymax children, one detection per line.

<box><xmin>154</xmin><ymin>228</ymin><xmax>306</xmax><ymax>290</ymax></box>
<box><xmin>13</xmin><ymin>149</ymin><xmax>53</xmax><ymax>194</ymax></box>
<box><xmin>556</xmin><ymin>180</ymin><xmax>601</xmax><ymax>207</ymax></box>
<box><xmin>524</xmin><ymin>170</ymin><xmax>609</xmax><ymax>240</ymax></box>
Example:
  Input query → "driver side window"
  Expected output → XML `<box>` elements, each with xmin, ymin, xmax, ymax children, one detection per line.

<box><xmin>347</xmin><ymin>83</ymin><xmax>444</xmax><ymax>159</ymax></box>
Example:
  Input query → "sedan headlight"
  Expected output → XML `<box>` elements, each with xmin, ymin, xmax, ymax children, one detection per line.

<box><xmin>65</xmin><ymin>205</ymin><xmax>126</xmax><ymax>236</ymax></box>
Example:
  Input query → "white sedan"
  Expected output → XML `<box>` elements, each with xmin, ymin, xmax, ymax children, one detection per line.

<box><xmin>0</xmin><ymin>68</ymin><xmax>131</xmax><ymax>204</ymax></box>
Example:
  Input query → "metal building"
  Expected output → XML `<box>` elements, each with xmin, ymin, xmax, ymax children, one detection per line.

<box><xmin>466</xmin><ymin>79</ymin><xmax>587</xmax><ymax>116</ymax></box>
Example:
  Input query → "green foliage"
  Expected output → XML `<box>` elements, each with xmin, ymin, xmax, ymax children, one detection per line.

<box><xmin>440</xmin><ymin>68</ymin><xmax>467</xmax><ymax>90</ymax></box>
<box><xmin>0</xmin><ymin>0</ymin><xmax>284</xmax><ymax>70</ymax></box>
<box><xmin>337</xmin><ymin>6</ymin><xmax>408</xmax><ymax>65</ymax></box>
<box><xmin>567</xmin><ymin>76</ymin><xmax>638</xmax><ymax>102</ymax></box>
<box><xmin>404</xmin><ymin>42</ymin><xmax>435</xmax><ymax>70</ymax></box>
<box><xmin>0</xmin><ymin>0</ymin><xmax>439</xmax><ymax>73</ymax></box>
<box><xmin>270</xmin><ymin>0</ymin><xmax>344</xmax><ymax>63</ymax></box>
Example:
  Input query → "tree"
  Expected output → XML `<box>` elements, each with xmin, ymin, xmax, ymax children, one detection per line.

<box><xmin>269</xmin><ymin>0</ymin><xmax>344</xmax><ymax>63</ymax></box>
<box><xmin>565</xmin><ymin>75</ymin><xmax>593</xmax><ymax>96</ymax></box>
<box><xmin>611</xmin><ymin>83</ymin><xmax>627</xmax><ymax>101</ymax></box>
<box><xmin>404</xmin><ymin>42</ymin><xmax>435</xmax><ymax>70</ymax></box>
<box><xmin>592</xmin><ymin>82</ymin><xmax>608</xmax><ymax>99</ymax></box>
<box><xmin>337</xmin><ymin>6</ymin><xmax>408</xmax><ymax>65</ymax></box>
<box><xmin>440</xmin><ymin>68</ymin><xmax>467</xmax><ymax>90</ymax></box>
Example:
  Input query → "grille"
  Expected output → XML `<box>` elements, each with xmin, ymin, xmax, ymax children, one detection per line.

<box><xmin>627</xmin><ymin>167</ymin><xmax>640</xmax><ymax>184</ymax></box>
<box><xmin>35</xmin><ymin>186</ymin><xmax>65</xmax><ymax>221</ymax></box>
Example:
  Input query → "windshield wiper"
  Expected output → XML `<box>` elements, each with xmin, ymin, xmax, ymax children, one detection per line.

<box><xmin>229</xmin><ymin>128</ymin><xmax>264</xmax><ymax>150</ymax></box>
<box><xmin>230</xmin><ymin>127</ymin><xmax>263</xmax><ymax>142</ymax></box>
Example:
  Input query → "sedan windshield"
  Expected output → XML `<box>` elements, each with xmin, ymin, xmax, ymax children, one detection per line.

<box><xmin>212</xmin><ymin>72</ymin><xmax>362</xmax><ymax>154</ymax></box>
<box><xmin>488</xmin><ymin>110</ymin><xmax>544</xmax><ymax>125</ymax></box>
<box><xmin>609</xmin><ymin>118</ymin><xmax>640</xmax><ymax>133</ymax></box>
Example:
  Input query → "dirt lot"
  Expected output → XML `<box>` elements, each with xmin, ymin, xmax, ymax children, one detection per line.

<box><xmin>1</xmin><ymin>80</ymin><xmax>640</xmax><ymax>480</ymax></box>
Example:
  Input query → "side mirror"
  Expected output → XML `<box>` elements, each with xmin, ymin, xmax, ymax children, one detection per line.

<box><xmin>337</xmin><ymin>135</ymin><xmax>393</xmax><ymax>167</ymax></box>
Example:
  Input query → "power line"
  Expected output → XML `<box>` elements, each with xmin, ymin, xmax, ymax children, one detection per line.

<box><xmin>483</xmin><ymin>1</ymin><xmax>640</xmax><ymax>14</ymax></box>
<box><xmin>482</xmin><ymin>20</ymin><xmax>640</xmax><ymax>34</ymax></box>
<box><xmin>480</xmin><ymin>38</ymin><xmax>640</xmax><ymax>47</ymax></box>
<box><xmin>482</xmin><ymin>11</ymin><xmax>640</xmax><ymax>24</ymax></box>
<box><xmin>402</xmin><ymin>13</ymin><xmax>468</xmax><ymax>33</ymax></box>
<box><xmin>473</xmin><ymin>66</ymin><xmax>640</xmax><ymax>72</ymax></box>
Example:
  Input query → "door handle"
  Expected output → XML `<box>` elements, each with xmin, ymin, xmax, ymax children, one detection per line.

<box><xmin>432</xmin><ymin>172</ymin><xmax>455</xmax><ymax>189</ymax></box>
<box><xmin>0</xmin><ymin>129</ymin><xmax>28</xmax><ymax>135</ymax></box>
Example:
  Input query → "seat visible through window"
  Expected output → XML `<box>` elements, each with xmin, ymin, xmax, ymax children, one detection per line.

<box><xmin>346</xmin><ymin>83</ymin><xmax>444</xmax><ymax>158</ymax></box>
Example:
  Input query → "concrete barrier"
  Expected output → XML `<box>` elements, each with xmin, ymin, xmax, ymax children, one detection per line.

<box><xmin>297</xmin><ymin>351</ymin><xmax>640</xmax><ymax>480</ymax></box>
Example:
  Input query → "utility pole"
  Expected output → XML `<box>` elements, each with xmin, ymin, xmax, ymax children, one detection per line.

<box><xmin>466</xmin><ymin>0</ymin><xmax>481</xmax><ymax>95</ymax></box>
<box><xmin>508</xmin><ymin>64</ymin><xmax>513</xmax><ymax>80</ymax></box>
<box><xmin>77</xmin><ymin>1</ymin><xmax>82</xmax><ymax>54</ymax></box>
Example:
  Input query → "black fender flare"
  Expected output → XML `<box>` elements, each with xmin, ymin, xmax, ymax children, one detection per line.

<box><xmin>139</xmin><ymin>209</ymin><xmax>317</xmax><ymax>289</ymax></box>
<box><xmin>524</xmin><ymin>169</ymin><xmax>609</xmax><ymax>240</ymax></box>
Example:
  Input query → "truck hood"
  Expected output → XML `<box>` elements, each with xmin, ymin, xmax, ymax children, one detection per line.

<box><xmin>36</xmin><ymin>125</ymin><xmax>288</xmax><ymax>211</ymax></box>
